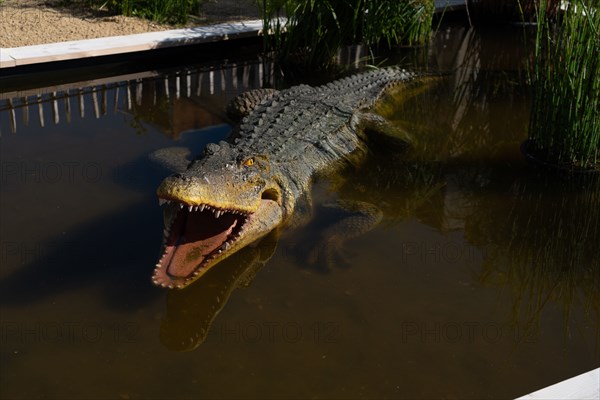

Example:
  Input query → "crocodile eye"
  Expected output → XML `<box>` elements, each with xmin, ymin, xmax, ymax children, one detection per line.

<box><xmin>244</xmin><ymin>158</ymin><xmax>255</xmax><ymax>167</ymax></box>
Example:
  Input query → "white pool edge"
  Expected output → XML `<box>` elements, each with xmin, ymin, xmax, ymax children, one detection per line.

<box><xmin>0</xmin><ymin>19</ymin><xmax>265</xmax><ymax>69</ymax></box>
<box><xmin>516</xmin><ymin>368</ymin><xmax>600</xmax><ymax>400</ymax></box>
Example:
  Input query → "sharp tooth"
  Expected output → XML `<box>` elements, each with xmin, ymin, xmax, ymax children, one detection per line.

<box><xmin>194</xmin><ymin>206</ymin><xmax>198</xmax><ymax>212</ymax></box>
<box><xmin>200</xmin><ymin>204</ymin><xmax>205</xmax><ymax>212</ymax></box>
<box><xmin>215</xmin><ymin>210</ymin><xmax>221</xmax><ymax>218</ymax></box>
<box><xmin>188</xmin><ymin>205</ymin><xmax>193</xmax><ymax>212</ymax></box>
<box><xmin>179</xmin><ymin>203</ymin><xmax>184</xmax><ymax>209</ymax></box>
<box><xmin>159</xmin><ymin>198</ymin><xmax>167</xmax><ymax>206</ymax></box>
<box><xmin>224</xmin><ymin>242</ymin><xmax>230</xmax><ymax>250</ymax></box>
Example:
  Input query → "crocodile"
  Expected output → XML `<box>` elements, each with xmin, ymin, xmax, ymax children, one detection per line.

<box><xmin>152</xmin><ymin>67</ymin><xmax>417</xmax><ymax>289</ymax></box>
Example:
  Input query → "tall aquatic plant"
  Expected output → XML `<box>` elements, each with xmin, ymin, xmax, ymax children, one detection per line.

<box><xmin>528</xmin><ymin>0</ymin><xmax>600</xmax><ymax>170</ymax></box>
<box><xmin>261</xmin><ymin>0</ymin><xmax>434</xmax><ymax>70</ymax></box>
<box><xmin>92</xmin><ymin>0</ymin><xmax>201</xmax><ymax>24</ymax></box>
<box><xmin>362</xmin><ymin>0</ymin><xmax>434</xmax><ymax>47</ymax></box>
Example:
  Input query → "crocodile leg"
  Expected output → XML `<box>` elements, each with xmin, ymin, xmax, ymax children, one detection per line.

<box><xmin>307</xmin><ymin>200</ymin><xmax>383</xmax><ymax>269</ymax></box>
<box><xmin>359</xmin><ymin>112</ymin><xmax>415</xmax><ymax>147</ymax></box>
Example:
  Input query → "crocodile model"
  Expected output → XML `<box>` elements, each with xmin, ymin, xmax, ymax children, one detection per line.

<box><xmin>152</xmin><ymin>67</ymin><xmax>416</xmax><ymax>289</ymax></box>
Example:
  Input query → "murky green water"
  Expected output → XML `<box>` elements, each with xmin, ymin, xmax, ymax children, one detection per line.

<box><xmin>1</xmin><ymin>25</ymin><xmax>598</xmax><ymax>399</ymax></box>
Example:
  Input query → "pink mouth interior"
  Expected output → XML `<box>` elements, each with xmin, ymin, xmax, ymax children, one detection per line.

<box><xmin>161</xmin><ymin>209</ymin><xmax>241</xmax><ymax>278</ymax></box>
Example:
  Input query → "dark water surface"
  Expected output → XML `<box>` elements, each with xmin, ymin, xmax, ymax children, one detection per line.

<box><xmin>1</xmin><ymin>25</ymin><xmax>598</xmax><ymax>399</ymax></box>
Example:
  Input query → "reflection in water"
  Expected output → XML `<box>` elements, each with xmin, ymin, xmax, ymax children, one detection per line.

<box><xmin>466</xmin><ymin>172</ymin><xmax>600</xmax><ymax>337</ymax></box>
<box><xmin>380</xmin><ymin>26</ymin><xmax>531</xmax><ymax>162</ymax></box>
<box><xmin>0</xmin><ymin>46</ymin><xmax>371</xmax><ymax>137</ymax></box>
<box><xmin>372</xmin><ymin>24</ymin><xmax>599</xmax><ymax>352</ymax></box>
<box><xmin>160</xmin><ymin>231</ymin><xmax>279</xmax><ymax>351</ymax></box>
<box><xmin>0</xmin><ymin>62</ymin><xmax>275</xmax><ymax>137</ymax></box>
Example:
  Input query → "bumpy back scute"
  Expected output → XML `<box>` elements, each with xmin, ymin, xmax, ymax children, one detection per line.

<box><xmin>232</xmin><ymin>67</ymin><xmax>415</xmax><ymax>190</ymax></box>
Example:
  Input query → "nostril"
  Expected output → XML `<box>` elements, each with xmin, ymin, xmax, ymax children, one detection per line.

<box><xmin>261</xmin><ymin>189</ymin><xmax>280</xmax><ymax>202</ymax></box>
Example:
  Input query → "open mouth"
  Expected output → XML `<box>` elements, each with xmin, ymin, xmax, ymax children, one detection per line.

<box><xmin>152</xmin><ymin>200</ymin><xmax>250</xmax><ymax>289</ymax></box>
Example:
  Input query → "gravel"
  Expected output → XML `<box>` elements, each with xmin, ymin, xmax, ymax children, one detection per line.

<box><xmin>0</xmin><ymin>0</ymin><xmax>261</xmax><ymax>48</ymax></box>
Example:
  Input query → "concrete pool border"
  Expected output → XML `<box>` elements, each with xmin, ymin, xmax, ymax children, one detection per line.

<box><xmin>0</xmin><ymin>19</ymin><xmax>265</xmax><ymax>69</ymax></box>
<box><xmin>517</xmin><ymin>368</ymin><xmax>599</xmax><ymax>400</ymax></box>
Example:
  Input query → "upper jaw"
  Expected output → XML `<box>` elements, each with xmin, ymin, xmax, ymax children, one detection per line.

<box><xmin>158</xmin><ymin>198</ymin><xmax>251</xmax><ymax>217</ymax></box>
<box><xmin>152</xmin><ymin>197</ymin><xmax>283</xmax><ymax>289</ymax></box>
<box><xmin>156</xmin><ymin>175</ymin><xmax>261</xmax><ymax>215</ymax></box>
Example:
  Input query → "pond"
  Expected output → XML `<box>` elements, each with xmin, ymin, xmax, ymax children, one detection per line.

<box><xmin>0</xmin><ymin>24</ymin><xmax>598</xmax><ymax>399</ymax></box>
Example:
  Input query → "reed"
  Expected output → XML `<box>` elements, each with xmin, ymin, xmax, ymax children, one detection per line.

<box><xmin>72</xmin><ymin>0</ymin><xmax>201</xmax><ymax>24</ymax></box>
<box><xmin>362</xmin><ymin>0</ymin><xmax>434</xmax><ymax>47</ymax></box>
<box><xmin>261</xmin><ymin>0</ymin><xmax>434</xmax><ymax>69</ymax></box>
<box><xmin>112</xmin><ymin>0</ymin><xmax>201</xmax><ymax>23</ymax></box>
<box><xmin>528</xmin><ymin>0</ymin><xmax>600</xmax><ymax>171</ymax></box>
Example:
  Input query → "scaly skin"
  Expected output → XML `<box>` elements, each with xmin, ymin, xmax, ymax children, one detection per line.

<box><xmin>153</xmin><ymin>67</ymin><xmax>416</xmax><ymax>289</ymax></box>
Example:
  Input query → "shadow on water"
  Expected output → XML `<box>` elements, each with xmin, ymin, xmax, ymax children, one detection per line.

<box><xmin>0</xmin><ymin>120</ymin><xmax>236</xmax><ymax>311</ymax></box>
<box><xmin>160</xmin><ymin>230</ymin><xmax>280</xmax><ymax>351</ymax></box>
<box><xmin>0</xmin><ymin>156</ymin><xmax>171</xmax><ymax>310</ymax></box>
<box><xmin>0</xmin><ymin>68</ymin><xmax>238</xmax><ymax>310</ymax></box>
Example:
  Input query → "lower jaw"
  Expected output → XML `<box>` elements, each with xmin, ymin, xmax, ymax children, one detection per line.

<box><xmin>153</xmin><ymin>199</ymin><xmax>282</xmax><ymax>289</ymax></box>
<box><xmin>154</xmin><ymin>206</ymin><xmax>247</xmax><ymax>288</ymax></box>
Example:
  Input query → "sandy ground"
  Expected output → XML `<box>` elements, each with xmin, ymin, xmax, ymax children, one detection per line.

<box><xmin>0</xmin><ymin>0</ymin><xmax>261</xmax><ymax>48</ymax></box>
